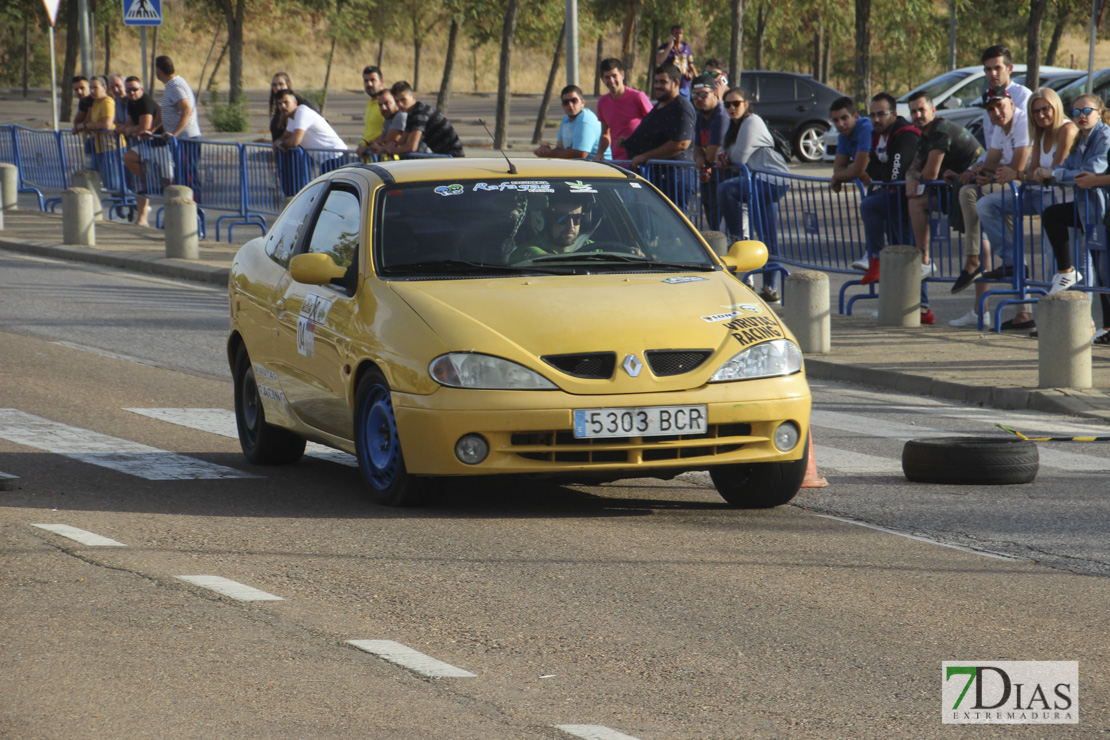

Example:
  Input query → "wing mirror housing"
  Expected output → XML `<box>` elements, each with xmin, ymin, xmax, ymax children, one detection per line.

<box><xmin>289</xmin><ymin>252</ymin><xmax>349</xmax><ymax>285</ymax></box>
<box><xmin>720</xmin><ymin>240</ymin><xmax>769</xmax><ymax>273</ymax></box>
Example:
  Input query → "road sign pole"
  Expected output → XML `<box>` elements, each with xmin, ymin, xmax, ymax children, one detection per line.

<box><xmin>49</xmin><ymin>24</ymin><xmax>58</xmax><ymax>130</ymax></box>
<box><xmin>141</xmin><ymin>27</ymin><xmax>148</xmax><ymax>89</ymax></box>
<box><xmin>77</xmin><ymin>0</ymin><xmax>92</xmax><ymax>75</ymax></box>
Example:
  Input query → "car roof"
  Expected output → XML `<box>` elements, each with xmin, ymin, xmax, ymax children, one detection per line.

<box><xmin>343</xmin><ymin>157</ymin><xmax>636</xmax><ymax>184</ymax></box>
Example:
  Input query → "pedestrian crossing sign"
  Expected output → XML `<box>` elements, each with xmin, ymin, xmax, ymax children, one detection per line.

<box><xmin>123</xmin><ymin>0</ymin><xmax>162</xmax><ymax>26</ymax></box>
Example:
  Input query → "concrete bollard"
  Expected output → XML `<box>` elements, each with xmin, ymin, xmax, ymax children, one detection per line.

<box><xmin>1037</xmin><ymin>291</ymin><xmax>1092</xmax><ymax>389</ymax></box>
<box><xmin>62</xmin><ymin>188</ymin><xmax>96</xmax><ymax>246</ymax></box>
<box><xmin>700</xmin><ymin>230</ymin><xmax>730</xmax><ymax>257</ymax></box>
<box><xmin>164</xmin><ymin>185</ymin><xmax>199</xmax><ymax>260</ymax></box>
<box><xmin>876</xmin><ymin>245</ymin><xmax>921</xmax><ymax>327</ymax></box>
<box><xmin>0</xmin><ymin>162</ymin><xmax>17</xmax><ymax>215</ymax></box>
<box><xmin>783</xmin><ymin>270</ymin><xmax>830</xmax><ymax>354</ymax></box>
<box><xmin>70</xmin><ymin>170</ymin><xmax>105</xmax><ymax>221</ymax></box>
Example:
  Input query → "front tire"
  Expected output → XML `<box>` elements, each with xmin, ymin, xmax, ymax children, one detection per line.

<box><xmin>710</xmin><ymin>439</ymin><xmax>808</xmax><ymax>508</ymax></box>
<box><xmin>233</xmin><ymin>345</ymin><xmax>306</xmax><ymax>465</ymax></box>
<box><xmin>353</xmin><ymin>369</ymin><xmax>425</xmax><ymax>506</ymax></box>
<box><xmin>794</xmin><ymin>122</ymin><xmax>828</xmax><ymax>164</ymax></box>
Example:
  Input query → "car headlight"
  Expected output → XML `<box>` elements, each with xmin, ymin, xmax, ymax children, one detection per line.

<box><xmin>429</xmin><ymin>353</ymin><xmax>558</xmax><ymax>390</ymax></box>
<box><xmin>709</xmin><ymin>339</ymin><xmax>803</xmax><ymax>382</ymax></box>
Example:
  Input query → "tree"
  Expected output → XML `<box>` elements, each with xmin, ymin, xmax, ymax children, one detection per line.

<box><xmin>1026</xmin><ymin>0</ymin><xmax>1050</xmax><ymax>89</ymax></box>
<box><xmin>212</xmin><ymin>0</ymin><xmax>247</xmax><ymax>103</ymax></box>
<box><xmin>494</xmin><ymin>0</ymin><xmax>520</xmax><ymax>148</ymax></box>
<box><xmin>854</xmin><ymin>0</ymin><xmax>870</xmax><ymax>103</ymax></box>
<box><xmin>729</xmin><ymin>0</ymin><xmax>744</xmax><ymax>83</ymax></box>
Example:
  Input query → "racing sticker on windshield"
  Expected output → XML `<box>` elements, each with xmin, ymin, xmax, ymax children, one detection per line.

<box><xmin>724</xmin><ymin>315</ymin><xmax>784</xmax><ymax>346</ymax></box>
<box><xmin>473</xmin><ymin>181</ymin><xmax>554</xmax><ymax>193</ymax></box>
<box><xmin>629</xmin><ymin>183</ymin><xmax>642</xmax><ymax>188</ymax></box>
<box><xmin>663</xmin><ymin>276</ymin><xmax>709</xmax><ymax>284</ymax></box>
<box><xmin>701</xmin><ymin>304</ymin><xmax>763</xmax><ymax>322</ymax></box>
<box><xmin>435</xmin><ymin>184</ymin><xmax>464</xmax><ymax>197</ymax></box>
<box><xmin>566</xmin><ymin>180</ymin><xmax>599</xmax><ymax>193</ymax></box>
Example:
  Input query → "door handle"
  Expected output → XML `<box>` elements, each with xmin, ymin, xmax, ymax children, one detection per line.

<box><xmin>796</xmin><ymin>105</ymin><xmax>807</xmax><ymax>112</ymax></box>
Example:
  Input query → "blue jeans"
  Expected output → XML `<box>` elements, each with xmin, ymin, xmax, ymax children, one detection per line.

<box><xmin>718</xmin><ymin>175</ymin><xmax>751</xmax><ymax>240</ymax></box>
<box><xmin>976</xmin><ymin>188</ymin><xmax>1029</xmax><ymax>268</ymax></box>
<box><xmin>860</xmin><ymin>189</ymin><xmax>912</xmax><ymax>259</ymax></box>
<box><xmin>718</xmin><ymin>175</ymin><xmax>786</xmax><ymax>291</ymax></box>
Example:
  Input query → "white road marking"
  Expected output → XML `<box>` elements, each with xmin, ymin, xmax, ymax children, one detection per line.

<box><xmin>810</xmin><ymin>409</ymin><xmax>1107</xmax><ymax>472</ymax></box>
<box><xmin>124</xmin><ymin>408</ymin><xmax>358</xmax><ymax>467</ymax></box>
<box><xmin>30</xmin><ymin>523</ymin><xmax>126</xmax><ymax>547</ymax></box>
<box><xmin>815</xmin><ymin>515</ymin><xmax>1022</xmax><ymax>561</ymax></box>
<box><xmin>0</xmin><ymin>408</ymin><xmax>258</xmax><ymax>480</ymax></box>
<box><xmin>813</xmin><ymin>445</ymin><xmax>902</xmax><ymax>474</ymax></box>
<box><xmin>346</xmin><ymin>640</ymin><xmax>477</xmax><ymax>678</ymax></box>
<box><xmin>175</xmin><ymin>575</ymin><xmax>284</xmax><ymax>601</ymax></box>
<box><xmin>556</xmin><ymin>725</ymin><xmax>643</xmax><ymax>740</ymax></box>
<box><xmin>51</xmin><ymin>340</ymin><xmax>158</xmax><ymax>368</ymax></box>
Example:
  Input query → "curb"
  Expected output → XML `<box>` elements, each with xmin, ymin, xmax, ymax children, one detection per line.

<box><xmin>0</xmin><ymin>237</ymin><xmax>230</xmax><ymax>286</ymax></box>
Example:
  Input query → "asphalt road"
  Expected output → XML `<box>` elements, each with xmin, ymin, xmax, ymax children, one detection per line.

<box><xmin>1</xmin><ymin>251</ymin><xmax>1108</xmax><ymax>738</ymax></box>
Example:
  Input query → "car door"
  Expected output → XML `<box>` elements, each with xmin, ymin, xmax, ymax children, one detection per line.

<box><xmin>752</xmin><ymin>74</ymin><xmax>801</xmax><ymax>134</ymax></box>
<box><xmin>273</xmin><ymin>181</ymin><xmax>363</xmax><ymax>436</ymax></box>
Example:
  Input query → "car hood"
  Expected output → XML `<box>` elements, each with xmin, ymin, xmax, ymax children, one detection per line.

<box><xmin>389</xmin><ymin>272</ymin><xmax>791</xmax><ymax>393</ymax></box>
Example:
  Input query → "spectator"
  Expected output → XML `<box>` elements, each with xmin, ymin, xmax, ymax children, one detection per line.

<box><xmin>829</xmin><ymin>96</ymin><xmax>873</xmax><ymax>267</ymax></box>
<box><xmin>654</xmin><ymin>24</ymin><xmax>694</xmax><ymax>99</ymax></box>
<box><xmin>977</xmin><ymin>87</ymin><xmax>1076</xmax><ymax>330</ymax></box>
<box><xmin>356</xmin><ymin>66</ymin><xmax>386</xmax><ymax>159</ymax></box>
<box><xmin>947</xmin><ymin>85</ymin><xmax>1031</xmax><ymax>328</ymax></box>
<box><xmin>856</xmin><ymin>92</ymin><xmax>921</xmax><ymax>290</ymax></box>
<box><xmin>153</xmin><ymin>55</ymin><xmax>202</xmax><ymax>194</ymax></box>
<box><xmin>71</xmin><ymin>76</ymin><xmax>91</xmax><ymax>135</ymax></box>
<box><xmin>119</xmin><ymin>76</ymin><xmax>163</xmax><ymax>227</ymax></box>
<box><xmin>107</xmin><ymin>74</ymin><xmax>129</xmax><ymax>126</ymax></box>
<box><xmin>701</xmin><ymin>58</ymin><xmax>729</xmax><ymax>98</ymax></box>
<box><xmin>388</xmin><ymin>81</ymin><xmax>464</xmax><ymax>157</ymax></box>
<box><xmin>596</xmin><ymin>57</ymin><xmax>653</xmax><ymax>162</ymax></box>
<box><xmin>904</xmin><ymin>90</ymin><xmax>983</xmax><ymax>297</ymax></box>
<box><xmin>83</xmin><ymin>76</ymin><xmax>119</xmax><ymax>154</ymax></box>
<box><xmin>691</xmin><ymin>75</ymin><xmax>728</xmax><ymax>229</ymax></box>
<box><xmin>1035</xmin><ymin>93</ymin><xmax>1110</xmax><ymax>343</ymax></box>
<box><xmin>622</xmin><ymin>64</ymin><xmax>695</xmax><ymax>209</ymax></box>
<box><xmin>273</xmin><ymin>89</ymin><xmax>349</xmax><ymax>175</ymax></box>
<box><xmin>980</xmin><ymin>45</ymin><xmax>1032</xmax><ymax>152</ymax></box>
<box><xmin>369</xmin><ymin>89</ymin><xmax>420</xmax><ymax>155</ymax></box>
<box><xmin>268</xmin><ymin>73</ymin><xmax>317</xmax><ymax>143</ymax></box>
<box><xmin>715</xmin><ymin>87</ymin><xmax>790</xmax><ymax>303</ymax></box>
<box><xmin>536</xmin><ymin>85</ymin><xmax>609</xmax><ymax>160</ymax></box>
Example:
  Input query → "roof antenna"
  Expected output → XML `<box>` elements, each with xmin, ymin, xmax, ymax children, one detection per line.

<box><xmin>479</xmin><ymin>118</ymin><xmax>517</xmax><ymax>175</ymax></box>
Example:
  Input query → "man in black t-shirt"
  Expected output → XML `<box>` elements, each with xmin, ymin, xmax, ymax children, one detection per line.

<box><xmin>621</xmin><ymin>64</ymin><xmax>696</xmax><ymax>210</ymax></box>
<box><xmin>120</xmin><ymin>76</ymin><xmax>165</xmax><ymax>227</ymax></box>
<box><xmin>387</xmin><ymin>81</ymin><xmax>464</xmax><ymax>157</ymax></box>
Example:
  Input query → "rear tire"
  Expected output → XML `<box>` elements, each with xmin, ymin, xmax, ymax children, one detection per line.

<box><xmin>793</xmin><ymin>122</ymin><xmax>828</xmax><ymax>164</ymax></box>
<box><xmin>233</xmin><ymin>345</ymin><xmax>306</xmax><ymax>465</ymax></box>
<box><xmin>710</xmin><ymin>439</ymin><xmax>808</xmax><ymax>508</ymax></box>
<box><xmin>353</xmin><ymin>369</ymin><xmax>425</xmax><ymax>506</ymax></box>
<box><xmin>902</xmin><ymin>437</ymin><xmax>1039</xmax><ymax>485</ymax></box>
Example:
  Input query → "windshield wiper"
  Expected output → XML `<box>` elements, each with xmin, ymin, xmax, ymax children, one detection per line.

<box><xmin>384</xmin><ymin>259</ymin><xmax>563</xmax><ymax>275</ymax></box>
<box><xmin>529</xmin><ymin>252</ymin><xmax>716</xmax><ymax>270</ymax></box>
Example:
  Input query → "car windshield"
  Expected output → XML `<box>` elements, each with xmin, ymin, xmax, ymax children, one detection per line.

<box><xmin>375</xmin><ymin>178</ymin><xmax>719</xmax><ymax>278</ymax></box>
<box><xmin>897</xmin><ymin>70</ymin><xmax>975</xmax><ymax>102</ymax></box>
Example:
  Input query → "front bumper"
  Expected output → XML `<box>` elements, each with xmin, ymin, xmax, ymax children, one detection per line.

<box><xmin>392</xmin><ymin>375</ymin><xmax>811</xmax><ymax>476</ymax></box>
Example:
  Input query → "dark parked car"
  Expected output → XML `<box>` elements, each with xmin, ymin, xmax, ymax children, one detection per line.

<box><xmin>735</xmin><ymin>71</ymin><xmax>845</xmax><ymax>164</ymax></box>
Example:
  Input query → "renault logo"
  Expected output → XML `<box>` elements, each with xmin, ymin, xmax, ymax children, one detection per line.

<box><xmin>622</xmin><ymin>353</ymin><xmax>643</xmax><ymax>377</ymax></box>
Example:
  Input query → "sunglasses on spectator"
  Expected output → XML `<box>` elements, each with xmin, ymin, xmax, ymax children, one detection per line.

<box><xmin>561</xmin><ymin>97</ymin><xmax>580</xmax><ymax>105</ymax></box>
<box><xmin>553</xmin><ymin>212</ymin><xmax>584</xmax><ymax>225</ymax></box>
<box><xmin>724</xmin><ymin>100</ymin><xmax>744</xmax><ymax>108</ymax></box>
<box><xmin>702</xmin><ymin>70</ymin><xmax>722</xmax><ymax>78</ymax></box>
<box><xmin>691</xmin><ymin>91</ymin><xmax>711</xmax><ymax>99</ymax></box>
<box><xmin>1071</xmin><ymin>107</ymin><xmax>1096</xmax><ymax>117</ymax></box>
<box><xmin>126</xmin><ymin>86</ymin><xmax>141</xmax><ymax>93</ymax></box>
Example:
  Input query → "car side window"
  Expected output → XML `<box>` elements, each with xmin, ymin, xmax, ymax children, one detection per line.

<box><xmin>758</xmin><ymin>78</ymin><xmax>795</xmax><ymax>103</ymax></box>
<box><xmin>303</xmin><ymin>186</ymin><xmax>361</xmax><ymax>270</ymax></box>
<box><xmin>796</xmin><ymin>80</ymin><xmax>816</xmax><ymax>101</ymax></box>
<box><xmin>265</xmin><ymin>182</ymin><xmax>326</xmax><ymax>267</ymax></box>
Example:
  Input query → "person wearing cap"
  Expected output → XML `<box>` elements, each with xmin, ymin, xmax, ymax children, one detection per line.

<box><xmin>534</xmin><ymin>85</ymin><xmax>610</xmax><ymax>160</ymax></box>
<box><xmin>946</xmin><ymin>84</ymin><xmax>1031</xmax><ymax>328</ymax></box>
<box><xmin>702</xmin><ymin>58</ymin><xmax>730</xmax><ymax>98</ymax></box>
<box><xmin>691</xmin><ymin>74</ymin><xmax>729</xmax><ymax>230</ymax></box>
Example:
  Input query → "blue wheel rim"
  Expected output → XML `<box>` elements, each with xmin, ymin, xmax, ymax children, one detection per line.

<box><xmin>359</xmin><ymin>385</ymin><xmax>399</xmax><ymax>489</ymax></box>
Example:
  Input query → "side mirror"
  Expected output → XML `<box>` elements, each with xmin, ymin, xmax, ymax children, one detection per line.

<box><xmin>720</xmin><ymin>240</ymin><xmax>769</xmax><ymax>273</ymax></box>
<box><xmin>290</xmin><ymin>252</ymin><xmax>348</xmax><ymax>285</ymax></box>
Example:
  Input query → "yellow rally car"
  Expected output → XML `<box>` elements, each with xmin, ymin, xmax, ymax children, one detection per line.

<box><xmin>227</xmin><ymin>158</ymin><xmax>811</xmax><ymax>507</ymax></box>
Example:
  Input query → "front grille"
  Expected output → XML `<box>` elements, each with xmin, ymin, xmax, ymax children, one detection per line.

<box><xmin>510</xmin><ymin>423</ymin><xmax>752</xmax><ymax>464</ymax></box>
<box><xmin>645</xmin><ymin>349</ymin><xmax>713</xmax><ymax>376</ymax></box>
<box><xmin>542</xmin><ymin>352</ymin><xmax>616</xmax><ymax>379</ymax></box>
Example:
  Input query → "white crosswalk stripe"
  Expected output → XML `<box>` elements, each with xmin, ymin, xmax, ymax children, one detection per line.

<box><xmin>31</xmin><ymin>523</ymin><xmax>127</xmax><ymax>547</ymax></box>
<box><xmin>0</xmin><ymin>409</ymin><xmax>258</xmax><ymax>480</ymax></box>
<box><xmin>175</xmin><ymin>575</ymin><xmax>283</xmax><ymax>601</ymax></box>
<box><xmin>124</xmin><ymin>408</ymin><xmax>358</xmax><ymax>467</ymax></box>
<box><xmin>346</xmin><ymin>640</ymin><xmax>476</xmax><ymax>678</ymax></box>
<box><xmin>555</xmin><ymin>725</ymin><xmax>642</xmax><ymax>740</ymax></box>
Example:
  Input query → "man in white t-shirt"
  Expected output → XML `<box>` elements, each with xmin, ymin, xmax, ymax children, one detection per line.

<box><xmin>978</xmin><ymin>45</ymin><xmax>1031</xmax><ymax>149</ymax></box>
<box><xmin>273</xmin><ymin>90</ymin><xmax>348</xmax><ymax>166</ymax></box>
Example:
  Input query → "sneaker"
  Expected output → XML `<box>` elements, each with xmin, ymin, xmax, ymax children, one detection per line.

<box><xmin>1000</xmin><ymin>317</ymin><xmax>1036</xmax><ymax>331</ymax></box>
<box><xmin>921</xmin><ymin>262</ymin><xmax>935</xmax><ymax>279</ymax></box>
<box><xmin>760</xmin><ymin>287</ymin><xmax>780</xmax><ymax>304</ymax></box>
<box><xmin>850</xmin><ymin>257</ymin><xmax>869</xmax><ymax>271</ymax></box>
<box><xmin>949</xmin><ymin>309</ymin><xmax>990</xmax><ymax>328</ymax></box>
<box><xmin>860</xmin><ymin>257</ymin><xmax>880</xmax><ymax>285</ymax></box>
<box><xmin>1048</xmin><ymin>269</ymin><xmax>1081</xmax><ymax>294</ymax></box>
<box><xmin>920</xmin><ymin>308</ymin><xmax>935</xmax><ymax>325</ymax></box>
<box><xmin>950</xmin><ymin>266</ymin><xmax>982</xmax><ymax>294</ymax></box>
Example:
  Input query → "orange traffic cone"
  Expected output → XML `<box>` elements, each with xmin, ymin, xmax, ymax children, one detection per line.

<box><xmin>801</xmin><ymin>427</ymin><xmax>828</xmax><ymax>488</ymax></box>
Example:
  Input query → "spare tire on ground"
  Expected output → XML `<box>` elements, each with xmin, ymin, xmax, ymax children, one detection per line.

<box><xmin>902</xmin><ymin>437</ymin><xmax>1039</xmax><ymax>485</ymax></box>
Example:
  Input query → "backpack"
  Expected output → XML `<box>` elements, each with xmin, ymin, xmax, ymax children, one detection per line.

<box><xmin>769</xmin><ymin>128</ymin><xmax>793</xmax><ymax>162</ymax></box>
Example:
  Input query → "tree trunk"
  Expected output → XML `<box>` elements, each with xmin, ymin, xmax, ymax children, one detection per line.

<box><xmin>729</xmin><ymin>0</ymin><xmax>743</xmax><ymax>84</ymax></box>
<box><xmin>755</xmin><ymin>3</ymin><xmax>769</xmax><ymax>71</ymax></box>
<box><xmin>414</xmin><ymin>37</ymin><xmax>422</xmax><ymax>91</ymax></box>
<box><xmin>620</xmin><ymin>0</ymin><xmax>642</xmax><ymax>81</ymax></box>
<box><xmin>216</xmin><ymin>0</ymin><xmax>245</xmax><ymax>101</ymax></box>
<box><xmin>149</xmin><ymin>28</ymin><xmax>158</xmax><ymax>90</ymax></box>
<box><xmin>104</xmin><ymin>22</ymin><xmax>110</xmax><ymax>75</ymax></box>
<box><xmin>22</xmin><ymin>15</ymin><xmax>30</xmax><ymax>97</ymax></box>
<box><xmin>207</xmin><ymin>41</ymin><xmax>229</xmax><ymax>92</ymax></box>
<box><xmin>198</xmin><ymin>19</ymin><xmax>225</xmax><ymax>94</ymax></box>
<box><xmin>646</xmin><ymin>22</ymin><xmax>658</xmax><ymax>93</ymax></box>
<box><xmin>1045</xmin><ymin>10</ymin><xmax>1069</xmax><ymax>66</ymax></box>
<box><xmin>811</xmin><ymin>12</ymin><xmax>820</xmax><ymax>79</ymax></box>
<box><xmin>321</xmin><ymin>35</ymin><xmax>337</xmax><ymax>115</ymax></box>
<box><xmin>854</xmin><ymin>0</ymin><xmax>871</xmax><ymax>104</ymax></box>
<box><xmin>377</xmin><ymin>39</ymin><xmax>384</xmax><ymax>68</ymax></box>
<box><xmin>494</xmin><ymin>0</ymin><xmax>520</xmax><ymax>149</ymax></box>
<box><xmin>821</xmin><ymin>28</ymin><xmax>830</xmax><ymax>83</ymax></box>
<box><xmin>437</xmin><ymin>18</ymin><xmax>459</xmax><ymax>112</ymax></box>
<box><xmin>594</xmin><ymin>36</ymin><xmax>602</xmax><ymax>97</ymax></box>
<box><xmin>63</xmin><ymin>0</ymin><xmax>80</xmax><ymax>121</ymax></box>
<box><xmin>533</xmin><ymin>23</ymin><xmax>566</xmax><ymax>145</ymax></box>
<box><xmin>473</xmin><ymin>44</ymin><xmax>479</xmax><ymax>93</ymax></box>
<box><xmin>1026</xmin><ymin>0</ymin><xmax>1049</xmax><ymax>90</ymax></box>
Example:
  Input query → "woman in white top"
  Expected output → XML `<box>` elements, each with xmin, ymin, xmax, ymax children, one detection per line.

<box><xmin>715</xmin><ymin>88</ymin><xmax>790</xmax><ymax>301</ymax></box>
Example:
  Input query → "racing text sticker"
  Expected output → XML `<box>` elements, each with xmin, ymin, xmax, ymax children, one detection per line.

<box><xmin>254</xmin><ymin>364</ymin><xmax>279</xmax><ymax>381</ymax></box>
<box><xmin>473</xmin><ymin>181</ymin><xmax>554</xmax><ymax>193</ymax></box>
<box><xmin>566</xmin><ymin>180</ymin><xmax>599</xmax><ymax>193</ymax></box>
<box><xmin>701</xmin><ymin>304</ymin><xmax>763</xmax><ymax>322</ymax></box>
<box><xmin>435</xmin><ymin>184</ymin><xmax>464</xmax><ymax>197</ymax></box>
<box><xmin>724</xmin><ymin>315</ymin><xmax>784</xmax><ymax>346</ymax></box>
<box><xmin>257</xmin><ymin>383</ymin><xmax>286</xmax><ymax>404</ymax></box>
<box><xmin>663</xmin><ymin>276</ymin><xmax>709</xmax><ymax>284</ymax></box>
